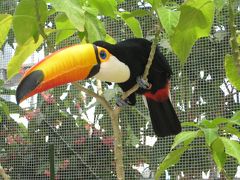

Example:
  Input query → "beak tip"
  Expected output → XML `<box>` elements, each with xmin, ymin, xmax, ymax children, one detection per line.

<box><xmin>16</xmin><ymin>70</ymin><xmax>44</xmax><ymax>106</ymax></box>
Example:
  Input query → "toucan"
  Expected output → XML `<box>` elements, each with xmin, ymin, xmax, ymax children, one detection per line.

<box><xmin>16</xmin><ymin>38</ymin><xmax>181</xmax><ymax>137</ymax></box>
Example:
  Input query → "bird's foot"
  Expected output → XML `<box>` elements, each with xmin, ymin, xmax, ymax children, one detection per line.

<box><xmin>136</xmin><ymin>76</ymin><xmax>152</xmax><ymax>89</ymax></box>
<box><xmin>116</xmin><ymin>97</ymin><xmax>131</xmax><ymax>107</ymax></box>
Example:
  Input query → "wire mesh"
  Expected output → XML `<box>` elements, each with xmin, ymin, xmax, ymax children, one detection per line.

<box><xmin>0</xmin><ymin>0</ymin><xmax>239</xmax><ymax>179</ymax></box>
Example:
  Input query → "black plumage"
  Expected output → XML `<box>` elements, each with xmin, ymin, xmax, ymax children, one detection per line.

<box><xmin>94</xmin><ymin>38</ymin><xmax>181</xmax><ymax>137</ymax></box>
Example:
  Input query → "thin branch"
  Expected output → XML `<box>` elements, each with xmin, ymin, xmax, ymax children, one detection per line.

<box><xmin>72</xmin><ymin>82</ymin><xmax>112</xmax><ymax>115</ymax></box>
<box><xmin>0</xmin><ymin>165</ymin><xmax>10</xmax><ymax>180</ymax></box>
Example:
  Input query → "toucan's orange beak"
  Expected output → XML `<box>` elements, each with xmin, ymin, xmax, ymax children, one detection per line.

<box><xmin>16</xmin><ymin>43</ymin><xmax>111</xmax><ymax>104</ymax></box>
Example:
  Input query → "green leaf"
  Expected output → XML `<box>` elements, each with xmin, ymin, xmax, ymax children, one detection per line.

<box><xmin>7</xmin><ymin>36</ymin><xmax>43</xmax><ymax>79</ymax></box>
<box><xmin>214</xmin><ymin>0</ymin><xmax>227</xmax><ymax>12</ymax></box>
<box><xmin>105</xmin><ymin>34</ymin><xmax>116</xmax><ymax>44</ymax></box>
<box><xmin>225</xmin><ymin>54</ymin><xmax>240</xmax><ymax>91</ymax></box>
<box><xmin>120</xmin><ymin>10</ymin><xmax>150</xmax><ymax>18</ymax></box>
<box><xmin>145</xmin><ymin>0</ymin><xmax>162</xmax><ymax>9</ymax></box>
<box><xmin>221</xmin><ymin>137</ymin><xmax>240</xmax><ymax>163</ymax></box>
<box><xmin>126</xmin><ymin>124</ymin><xmax>139</xmax><ymax>146</ymax></box>
<box><xmin>85</xmin><ymin>12</ymin><xmax>106</xmax><ymax>43</ymax></box>
<box><xmin>13</xmin><ymin>0</ymin><xmax>48</xmax><ymax>45</ymax></box>
<box><xmin>202</xmin><ymin>127</ymin><xmax>219</xmax><ymax>146</ymax></box>
<box><xmin>181</xmin><ymin>121</ymin><xmax>199</xmax><ymax>127</ymax></box>
<box><xmin>229</xmin><ymin>111</ymin><xmax>240</xmax><ymax>126</ymax></box>
<box><xmin>120</xmin><ymin>12</ymin><xmax>143</xmax><ymax>38</ymax></box>
<box><xmin>237</xmin><ymin>36</ymin><xmax>240</xmax><ymax>45</ymax></box>
<box><xmin>49</xmin><ymin>0</ymin><xmax>85</xmax><ymax>32</ymax></box>
<box><xmin>212</xmin><ymin>117</ymin><xmax>229</xmax><ymax>126</ymax></box>
<box><xmin>157</xmin><ymin>7</ymin><xmax>180</xmax><ymax>36</ymax></box>
<box><xmin>55</xmin><ymin>13</ymin><xmax>76</xmax><ymax>44</ymax></box>
<box><xmin>0</xmin><ymin>101</ymin><xmax>10</xmax><ymax>116</ymax></box>
<box><xmin>211</xmin><ymin>138</ymin><xmax>226</xmax><ymax>172</ymax></box>
<box><xmin>222</xmin><ymin>125</ymin><xmax>240</xmax><ymax>138</ymax></box>
<box><xmin>0</xmin><ymin>80</ymin><xmax>4</xmax><ymax>87</ymax></box>
<box><xmin>155</xmin><ymin>146</ymin><xmax>188</xmax><ymax>179</ymax></box>
<box><xmin>88</xmin><ymin>0</ymin><xmax>117</xmax><ymax>18</ymax></box>
<box><xmin>170</xmin><ymin>0</ymin><xmax>215</xmax><ymax>64</ymax></box>
<box><xmin>171</xmin><ymin>131</ymin><xmax>200</xmax><ymax>150</ymax></box>
<box><xmin>199</xmin><ymin>119</ymin><xmax>217</xmax><ymax>128</ymax></box>
<box><xmin>0</xmin><ymin>14</ymin><xmax>12</xmax><ymax>48</ymax></box>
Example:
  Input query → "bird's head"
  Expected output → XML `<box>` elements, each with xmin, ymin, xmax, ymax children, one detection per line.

<box><xmin>16</xmin><ymin>43</ymin><xmax>130</xmax><ymax>104</ymax></box>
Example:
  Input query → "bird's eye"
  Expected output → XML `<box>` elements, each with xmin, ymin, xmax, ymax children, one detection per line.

<box><xmin>99</xmin><ymin>50</ymin><xmax>107</xmax><ymax>60</ymax></box>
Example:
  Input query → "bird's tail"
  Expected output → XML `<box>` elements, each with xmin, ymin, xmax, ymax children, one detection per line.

<box><xmin>146</xmin><ymin>98</ymin><xmax>181</xmax><ymax>137</ymax></box>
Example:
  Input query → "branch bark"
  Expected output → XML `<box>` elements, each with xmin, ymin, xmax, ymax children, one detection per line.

<box><xmin>0</xmin><ymin>165</ymin><xmax>10</xmax><ymax>180</ymax></box>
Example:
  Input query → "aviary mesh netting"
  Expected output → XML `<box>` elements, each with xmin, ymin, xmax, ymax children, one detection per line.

<box><xmin>0</xmin><ymin>0</ymin><xmax>240</xmax><ymax>179</ymax></box>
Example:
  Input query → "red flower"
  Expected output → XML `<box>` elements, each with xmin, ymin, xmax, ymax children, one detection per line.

<box><xmin>19</xmin><ymin>67</ymin><xmax>26</xmax><ymax>75</ymax></box>
<box><xmin>6</xmin><ymin>135</ymin><xmax>15</xmax><ymax>145</ymax></box>
<box><xmin>14</xmin><ymin>135</ymin><xmax>25</xmax><ymax>144</ymax></box>
<box><xmin>84</xmin><ymin>124</ymin><xmax>92</xmax><ymax>131</ymax></box>
<box><xmin>24</xmin><ymin>108</ymin><xmax>40</xmax><ymax>121</ymax></box>
<box><xmin>75</xmin><ymin>103</ymin><xmax>81</xmax><ymax>109</ymax></box>
<box><xmin>43</xmin><ymin>170</ymin><xmax>50</xmax><ymax>177</ymax></box>
<box><xmin>74</xmin><ymin>136</ymin><xmax>86</xmax><ymax>145</ymax></box>
<box><xmin>92</xmin><ymin>129</ymin><xmax>103</xmax><ymax>137</ymax></box>
<box><xmin>41</xmin><ymin>92</ymin><xmax>56</xmax><ymax>104</ymax></box>
<box><xmin>59</xmin><ymin>159</ymin><xmax>70</xmax><ymax>170</ymax></box>
<box><xmin>102</xmin><ymin>136</ymin><xmax>114</xmax><ymax>149</ymax></box>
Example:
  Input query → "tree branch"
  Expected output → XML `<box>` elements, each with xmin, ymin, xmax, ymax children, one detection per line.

<box><xmin>0</xmin><ymin>165</ymin><xmax>10</xmax><ymax>180</ymax></box>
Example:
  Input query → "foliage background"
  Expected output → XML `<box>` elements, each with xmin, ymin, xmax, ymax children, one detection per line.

<box><xmin>0</xmin><ymin>0</ymin><xmax>240</xmax><ymax>179</ymax></box>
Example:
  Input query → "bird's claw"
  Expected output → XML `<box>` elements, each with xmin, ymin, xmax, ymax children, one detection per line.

<box><xmin>136</xmin><ymin>76</ymin><xmax>152</xmax><ymax>89</ymax></box>
<box><xmin>116</xmin><ymin>97</ymin><xmax>131</xmax><ymax>107</ymax></box>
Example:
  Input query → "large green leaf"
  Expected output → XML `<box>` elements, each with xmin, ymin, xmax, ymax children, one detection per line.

<box><xmin>155</xmin><ymin>146</ymin><xmax>188</xmax><ymax>179</ymax></box>
<box><xmin>145</xmin><ymin>0</ymin><xmax>162</xmax><ymax>9</ymax></box>
<box><xmin>49</xmin><ymin>0</ymin><xmax>85</xmax><ymax>32</ymax></box>
<box><xmin>170</xmin><ymin>0</ymin><xmax>215</xmax><ymax>64</ymax></box>
<box><xmin>211</xmin><ymin>138</ymin><xmax>226</xmax><ymax>172</ymax></box>
<box><xmin>222</xmin><ymin>125</ymin><xmax>240</xmax><ymax>138</ymax></box>
<box><xmin>202</xmin><ymin>127</ymin><xmax>219</xmax><ymax>146</ymax></box>
<box><xmin>13</xmin><ymin>0</ymin><xmax>48</xmax><ymax>45</ymax></box>
<box><xmin>171</xmin><ymin>131</ymin><xmax>200</xmax><ymax>150</ymax></box>
<box><xmin>88</xmin><ymin>0</ymin><xmax>117</xmax><ymax>18</ymax></box>
<box><xmin>157</xmin><ymin>7</ymin><xmax>180</xmax><ymax>36</ymax></box>
<box><xmin>225</xmin><ymin>54</ymin><xmax>240</xmax><ymax>91</ymax></box>
<box><xmin>7</xmin><ymin>36</ymin><xmax>43</xmax><ymax>79</ymax></box>
<box><xmin>120</xmin><ymin>12</ymin><xmax>143</xmax><ymax>38</ymax></box>
<box><xmin>0</xmin><ymin>101</ymin><xmax>10</xmax><ymax>117</ymax></box>
<box><xmin>85</xmin><ymin>12</ymin><xmax>106</xmax><ymax>43</ymax></box>
<box><xmin>55</xmin><ymin>13</ymin><xmax>76</xmax><ymax>44</ymax></box>
<box><xmin>229</xmin><ymin>111</ymin><xmax>240</xmax><ymax>126</ymax></box>
<box><xmin>0</xmin><ymin>14</ymin><xmax>12</xmax><ymax>48</ymax></box>
<box><xmin>221</xmin><ymin>137</ymin><xmax>240</xmax><ymax>163</ymax></box>
<box><xmin>214</xmin><ymin>0</ymin><xmax>227</xmax><ymax>12</ymax></box>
